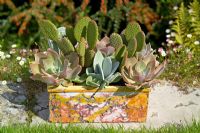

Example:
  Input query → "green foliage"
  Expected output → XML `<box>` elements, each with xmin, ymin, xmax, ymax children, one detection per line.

<box><xmin>0</xmin><ymin>46</ymin><xmax>31</xmax><ymax>82</ymax></box>
<box><xmin>172</xmin><ymin>1</ymin><xmax>200</xmax><ymax>51</ymax></box>
<box><xmin>189</xmin><ymin>0</ymin><xmax>200</xmax><ymax>37</ymax></box>
<box><xmin>160</xmin><ymin>48</ymin><xmax>200</xmax><ymax>88</ymax></box>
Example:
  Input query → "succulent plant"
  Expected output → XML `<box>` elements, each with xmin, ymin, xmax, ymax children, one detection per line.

<box><xmin>30</xmin><ymin>48</ymin><xmax>82</xmax><ymax>86</ymax></box>
<box><xmin>96</xmin><ymin>36</ymin><xmax>115</xmax><ymax>56</ymax></box>
<box><xmin>86</xmin><ymin>50</ymin><xmax>121</xmax><ymax>89</ymax></box>
<box><xmin>121</xmin><ymin>44</ymin><xmax>167</xmax><ymax>90</ymax></box>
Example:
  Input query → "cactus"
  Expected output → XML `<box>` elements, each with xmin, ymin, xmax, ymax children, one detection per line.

<box><xmin>84</xmin><ymin>49</ymin><xmax>95</xmax><ymax>67</ymax></box>
<box><xmin>135</xmin><ymin>31</ymin><xmax>145</xmax><ymax>52</ymax></box>
<box><xmin>38</xmin><ymin>19</ymin><xmax>75</xmax><ymax>56</ymax></box>
<box><xmin>127</xmin><ymin>38</ymin><xmax>137</xmax><ymax>57</ymax></box>
<box><xmin>87</xmin><ymin>20</ymin><xmax>99</xmax><ymax>50</ymax></box>
<box><xmin>57</xmin><ymin>37</ymin><xmax>75</xmax><ymax>55</ymax></box>
<box><xmin>65</xmin><ymin>25</ymin><xmax>76</xmax><ymax>45</ymax></box>
<box><xmin>115</xmin><ymin>45</ymin><xmax>127</xmax><ymax>62</ymax></box>
<box><xmin>110</xmin><ymin>33</ymin><xmax>123</xmax><ymax>48</ymax></box>
<box><xmin>124</xmin><ymin>22</ymin><xmax>141</xmax><ymax>41</ymax></box>
<box><xmin>74</xmin><ymin>17</ymin><xmax>91</xmax><ymax>42</ymax></box>
<box><xmin>76</xmin><ymin>38</ymin><xmax>86</xmax><ymax>66</ymax></box>
<box><xmin>38</xmin><ymin>20</ymin><xmax>60</xmax><ymax>41</ymax></box>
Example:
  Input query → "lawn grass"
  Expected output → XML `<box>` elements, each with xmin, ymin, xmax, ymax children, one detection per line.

<box><xmin>0</xmin><ymin>121</ymin><xmax>200</xmax><ymax>133</ymax></box>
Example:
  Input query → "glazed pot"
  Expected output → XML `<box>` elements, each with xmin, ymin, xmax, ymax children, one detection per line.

<box><xmin>48</xmin><ymin>85</ymin><xmax>149</xmax><ymax>123</ymax></box>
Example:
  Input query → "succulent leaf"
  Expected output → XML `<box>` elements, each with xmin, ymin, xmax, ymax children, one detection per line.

<box><xmin>96</xmin><ymin>36</ymin><xmax>115</xmax><ymax>56</ymax></box>
<box><xmin>102</xmin><ymin>57</ymin><xmax>112</xmax><ymax>77</ymax></box>
<box><xmin>86</xmin><ymin>51</ymin><xmax>121</xmax><ymax>89</ymax></box>
<box><xmin>93</xmin><ymin>50</ymin><xmax>104</xmax><ymax>73</ymax></box>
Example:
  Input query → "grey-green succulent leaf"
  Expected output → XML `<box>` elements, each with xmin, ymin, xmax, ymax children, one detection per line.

<box><xmin>86</xmin><ymin>50</ymin><xmax>120</xmax><ymax>88</ymax></box>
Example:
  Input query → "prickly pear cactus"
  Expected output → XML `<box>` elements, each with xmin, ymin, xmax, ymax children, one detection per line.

<box><xmin>127</xmin><ymin>38</ymin><xmax>137</xmax><ymax>57</ymax></box>
<box><xmin>87</xmin><ymin>20</ymin><xmax>98</xmax><ymax>50</ymax></box>
<box><xmin>57</xmin><ymin>37</ymin><xmax>75</xmax><ymax>55</ymax></box>
<box><xmin>85</xmin><ymin>49</ymin><xmax>95</xmax><ymax>67</ymax></box>
<box><xmin>38</xmin><ymin>20</ymin><xmax>60</xmax><ymax>41</ymax></box>
<box><xmin>110</xmin><ymin>33</ymin><xmax>123</xmax><ymax>48</ymax></box>
<box><xmin>65</xmin><ymin>26</ymin><xmax>76</xmax><ymax>45</ymax></box>
<box><xmin>74</xmin><ymin>17</ymin><xmax>91</xmax><ymax>42</ymax></box>
<box><xmin>135</xmin><ymin>31</ymin><xmax>145</xmax><ymax>52</ymax></box>
<box><xmin>115</xmin><ymin>45</ymin><xmax>127</xmax><ymax>62</ymax></box>
<box><xmin>76</xmin><ymin>38</ymin><xmax>86</xmax><ymax>66</ymax></box>
<box><xmin>124</xmin><ymin>22</ymin><xmax>141</xmax><ymax>41</ymax></box>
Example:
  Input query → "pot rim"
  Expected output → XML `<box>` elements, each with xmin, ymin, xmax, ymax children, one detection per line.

<box><xmin>48</xmin><ymin>85</ymin><xmax>150</xmax><ymax>93</ymax></box>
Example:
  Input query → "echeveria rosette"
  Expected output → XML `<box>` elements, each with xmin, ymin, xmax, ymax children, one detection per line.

<box><xmin>121</xmin><ymin>44</ymin><xmax>167</xmax><ymax>90</ymax></box>
<box><xmin>30</xmin><ymin>48</ymin><xmax>82</xmax><ymax>86</ymax></box>
<box><xmin>86</xmin><ymin>50</ymin><xmax>121</xmax><ymax>89</ymax></box>
<box><xmin>96</xmin><ymin>36</ymin><xmax>115</xmax><ymax>56</ymax></box>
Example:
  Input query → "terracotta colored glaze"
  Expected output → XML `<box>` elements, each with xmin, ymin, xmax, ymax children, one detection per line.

<box><xmin>48</xmin><ymin>86</ymin><xmax>149</xmax><ymax>123</ymax></box>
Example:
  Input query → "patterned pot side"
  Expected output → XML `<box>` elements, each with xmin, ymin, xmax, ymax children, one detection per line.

<box><xmin>48</xmin><ymin>86</ymin><xmax>150</xmax><ymax>123</ymax></box>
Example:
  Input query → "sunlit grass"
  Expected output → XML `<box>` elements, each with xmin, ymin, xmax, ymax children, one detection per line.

<box><xmin>0</xmin><ymin>121</ymin><xmax>200</xmax><ymax>133</ymax></box>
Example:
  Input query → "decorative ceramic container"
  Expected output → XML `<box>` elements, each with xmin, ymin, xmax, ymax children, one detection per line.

<box><xmin>48</xmin><ymin>86</ymin><xmax>150</xmax><ymax>123</ymax></box>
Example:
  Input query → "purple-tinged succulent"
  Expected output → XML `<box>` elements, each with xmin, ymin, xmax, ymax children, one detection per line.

<box><xmin>121</xmin><ymin>44</ymin><xmax>167</xmax><ymax>90</ymax></box>
<box><xmin>30</xmin><ymin>48</ymin><xmax>82</xmax><ymax>86</ymax></box>
<box><xmin>96</xmin><ymin>36</ymin><xmax>115</xmax><ymax>56</ymax></box>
